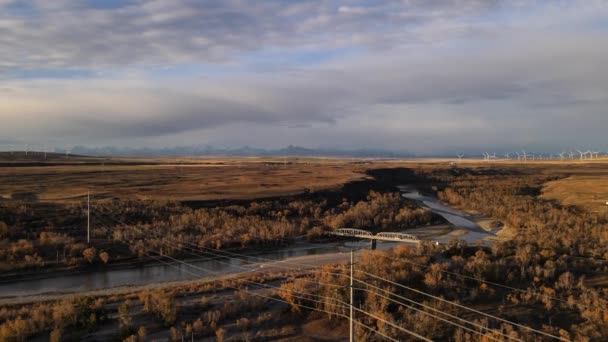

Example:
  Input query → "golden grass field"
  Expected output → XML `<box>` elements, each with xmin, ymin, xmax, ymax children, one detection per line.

<box><xmin>442</xmin><ymin>158</ymin><xmax>608</xmax><ymax>213</ymax></box>
<box><xmin>542</xmin><ymin>176</ymin><xmax>608</xmax><ymax>212</ymax></box>
<box><xmin>0</xmin><ymin>158</ymin><xmax>372</xmax><ymax>203</ymax></box>
<box><xmin>1</xmin><ymin>153</ymin><xmax>607</xmax><ymax>211</ymax></box>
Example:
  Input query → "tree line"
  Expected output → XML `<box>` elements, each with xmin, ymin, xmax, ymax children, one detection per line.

<box><xmin>0</xmin><ymin>190</ymin><xmax>438</xmax><ymax>272</ymax></box>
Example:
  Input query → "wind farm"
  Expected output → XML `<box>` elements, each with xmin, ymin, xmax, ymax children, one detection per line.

<box><xmin>457</xmin><ymin>148</ymin><xmax>606</xmax><ymax>163</ymax></box>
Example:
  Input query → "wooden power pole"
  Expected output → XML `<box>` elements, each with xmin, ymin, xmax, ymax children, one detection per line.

<box><xmin>87</xmin><ymin>191</ymin><xmax>90</xmax><ymax>244</ymax></box>
<box><xmin>350</xmin><ymin>250</ymin><xmax>354</xmax><ymax>342</ymax></box>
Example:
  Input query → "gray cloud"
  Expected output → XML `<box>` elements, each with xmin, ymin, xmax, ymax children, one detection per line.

<box><xmin>3</xmin><ymin>28</ymin><xmax>607</xmax><ymax>149</ymax></box>
<box><xmin>0</xmin><ymin>76</ymin><xmax>348</xmax><ymax>141</ymax></box>
<box><xmin>0</xmin><ymin>0</ymin><xmax>504</xmax><ymax>70</ymax></box>
<box><xmin>0</xmin><ymin>1</ymin><xmax>607</xmax><ymax>153</ymax></box>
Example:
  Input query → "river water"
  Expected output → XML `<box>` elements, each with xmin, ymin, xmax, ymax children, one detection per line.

<box><xmin>0</xmin><ymin>242</ymin><xmax>367</xmax><ymax>298</ymax></box>
<box><xmin>399</xmin><ymin>185</ymin><xmax>498</xmax><ymax>244</ymax></box>
<box><xmin>0</xmin><ymin>186</ymin><xmax>495</xmax><ymax>298</ymax></box>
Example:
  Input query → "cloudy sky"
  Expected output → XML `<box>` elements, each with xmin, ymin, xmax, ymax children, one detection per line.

<box><xmin>1</xmin><ymin>0</ymin><xmax>607</xmax><ymax>154</ymax></box>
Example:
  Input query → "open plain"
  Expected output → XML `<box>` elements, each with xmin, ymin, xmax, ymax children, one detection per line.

<box><xmin>1</xmin><ymin>156</ymin><xmax>608</xmax><ymax>341</ymax></box>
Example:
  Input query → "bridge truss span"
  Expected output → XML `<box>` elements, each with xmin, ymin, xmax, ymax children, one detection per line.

<box><xmin>330</xmin><ymin>228</ymin><xmax>421</xmax><ymax>243</ymax></box>
<box><xmin>332</xmin><ymin>228</ymin><xmax>375</xmax><ymax>238</ymax></box>
<box><xmin>376</xmin><ymin>232</ymin><xmax>419</xmax><ymax>242</ymax></box>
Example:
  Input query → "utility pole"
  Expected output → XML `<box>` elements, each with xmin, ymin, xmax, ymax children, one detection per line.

<box><xmin>87</xmin><ymin>191</ymin><xmax>90</xmax><ymax>244</ymax></box>
<box><xmin>350</xmin><ymin>250</ymin><xmax>354</xmax><ymax>342</ymax></box>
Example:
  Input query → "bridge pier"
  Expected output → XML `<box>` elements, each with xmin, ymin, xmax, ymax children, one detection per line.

<box><xmin>370</xmin><ymin>239</ymin><xmax>377</xmax><ymax>250</ymax></box>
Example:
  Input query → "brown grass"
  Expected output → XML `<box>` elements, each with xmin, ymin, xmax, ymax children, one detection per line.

<box><xmin>406</xmin><ymin>159</ymin><xmax>608</xmax><ymax>214</ymax></box>
<box><xmin>542</xmin><ymin>175</ymin><xmax>608</xmax><ymax>212</ymax></box>
<box><xmin>0</xmin><ymin>159</ymin><xmax>370</xmax><ymax>203</ymax></box>
<box><xmin>2</xmin><ymin>155</ymin><xmax>608</xmax><ymax>208</ymax></box>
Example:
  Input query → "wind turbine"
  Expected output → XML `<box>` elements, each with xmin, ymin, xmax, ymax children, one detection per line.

<box><xmin>456</xmin><ymin>154</ymin><xmax>464</xmax><ymax>162</ymax></box>
<box><xmin>504</xmin><ymin>153</ymin><xmax>511</xmax><ymax>159</ymax></box>
<box><xmin>576</xmin><ymin>149</ymin><xmax>584</xmax><ymax>161</ymax></box>
<box><xmin>558</xmin><ymin>152</ymin><xmax>565</xmax><ymax>161</ymax></box>
<box><xmin>592</xmin><ymin>151</ymin><xmax>600</xmax><ymax>159</ymax></box>
<box><xmin>521</xmin><ymin>150</ymin><xmax>527</xmax><ymax>162</ymax></box>
<box><xmin>515</xmin><ymin>152</ymin><xmax>521</xmax><ymax>161</ymax></box>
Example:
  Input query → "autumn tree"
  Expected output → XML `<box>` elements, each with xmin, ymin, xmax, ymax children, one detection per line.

<box><xmin>0</xmin><ymin>221</ymin><xmax>9</xmax><ymax>239</ymax></box>
<box><xmin>50</xmin><ymin>329</ymin><xmax>62</xmax><ymax>342</ymax></box>
<box><xmin>216</xmin><ymin>327</ymin><xmax>226</xmax><ymax>342</ymax></box>
<box><xmin>137</xmin><ymin>326</ymin><xmax>146</xmax><ymax>342</ymax></box>
<box><xmin>99</xmin><ymin>251</ymin><xmax>110</xmax><ymax>264</ymax></box>
<box><xmin>118</xmin><ymin>302</ymin><xmax>132</xmax><ymax>335</ymax></box>
<box><xmin>82</xmin><ymin>247</ymin><xmax>97</xmax><ymax>264</ymax></box>
<box><xmin>193</xmin><ymin>318</ymin><xmax>204</xmax><ymax>336</ymax></box>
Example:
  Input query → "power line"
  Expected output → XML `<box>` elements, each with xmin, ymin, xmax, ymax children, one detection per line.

<box><xmin>149</xmin><ymin>252</ymin><xmax>419</xmax><ymax>342</ymax></box>
<box><xmin>92</xmin><ymin>211</ymin><xmax>344</xmax><ymax>267</ymax></box>
<box><xmin>354</xmin><ymin>286</ymin><xmax>516</xmax><ymax>342</ymax></box>
<box><xmin>93</xmin><ymin>210</ymin><xmax>569</xmax><ymax>340</ymax></box>
<box><xmin>155</xmin><ymin>234</ymin><xmax>515</xmax><ymax>341</ymax></box>
<box><xmin>357</xmin><ymin>269</ymin><xmax>569</xmax><ymax>341</ymax></box>
<box><xmin>351</xmin><ymin>284</ymin><xmax>520</xmax><ymax>342</ymax></box>
<box><xmin>98</xmin><ymin>216</ymin><xmax>441</xmax><ymax>340</ymax></box>
<box><xmin>257</xmin><ymin>239</ymin><xmax>575</xmax><ymax>340</ymax></box>
<box><xmin>148</xmin><ymin>254</ymin><xmax>401</xmax><ymax>342</ymax></box>
<box><xmin>95</xmin><ymin>215</ymin><xmax>433</xmax><ymax>340</ymax></box>
<box><xmin>110</xmin><ymin>222</ymin><xmax>517</xmax><ymax>342</ymax></box>
<box><xmin>95</xmin><ymin>213</ymin><xmax>353</xmax><ymax>280</ymax></box>
<box><xmin>374</xmin><ymin>253</ymin><xmax>607</xmax><ymax>314</ymax></box>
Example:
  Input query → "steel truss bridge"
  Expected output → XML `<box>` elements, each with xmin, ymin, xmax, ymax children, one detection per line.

<box><xmin>330</xmin><ymin>228</ymin><xmax>420</xmax><ymax>244</ymax></box>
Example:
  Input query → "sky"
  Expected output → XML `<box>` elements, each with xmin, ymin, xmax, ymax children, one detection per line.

<box><xmin>0</xmin><ymin>0</ymin><xmax>607</xmax><ymax>154</ymax></box>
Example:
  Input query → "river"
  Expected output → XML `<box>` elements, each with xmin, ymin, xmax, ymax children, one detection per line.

<box><xmin>0</xmin><ymin>186</ymin><xmax>497</xmax><ymax>299</ymax></box>
<box><xmin>399</xmin><ymin>185</ymin><xmax>499</xmax><ymax>245</ymax></box>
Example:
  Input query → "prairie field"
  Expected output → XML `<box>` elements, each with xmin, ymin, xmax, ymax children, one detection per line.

<box><xmin>0</xmin><ymin>158</ymin><xmax>371</xmax><ymax>203</ymax></box>
<box><xmin>2</xmin><ymin>157</ymin><xmax>608</xmax><ymax>341</ymax></box>
<box><xmin>2</xmin><ymin>155</ymin><xmax>608</xmax><ymax>210</ymax></box>
<box><xmin>542</xmin><ymin>175</ymin><xmax>608</xmax><ymax>212</ymax></box>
